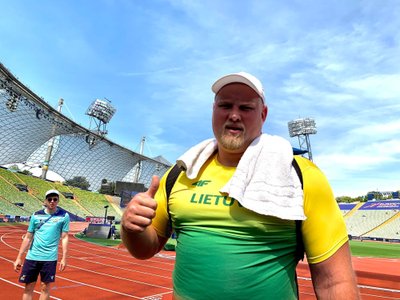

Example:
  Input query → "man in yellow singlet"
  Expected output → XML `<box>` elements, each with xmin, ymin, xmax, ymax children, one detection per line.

<box><xmin>121</xmin><ymin>72</ymin><xmax>360</xmax><ymax>299</ymax></box>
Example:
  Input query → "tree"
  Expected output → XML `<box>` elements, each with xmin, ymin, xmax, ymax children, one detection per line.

<box><xmin>336</xmin><ymin>195</ymin><xmax>367</xmax><ymax>203</ymax></box>
<box><xmin>336</xmin><ymin>196</ymin><xmax>352</xmax><ymax>203</ymax></box>
<box><xmin>20</xmin><ymin>169</ymin><xmax>32</xmax><ymax>176</ymax></box>
<box><xmin>65</xmin><ymin>176</ymin><xmax>90</xmax><ymax>190</ymax></box>
<box><xmin>355</xmin><ymin>196</ymin><xmax>367</xmax><ymax>202</ymax></box>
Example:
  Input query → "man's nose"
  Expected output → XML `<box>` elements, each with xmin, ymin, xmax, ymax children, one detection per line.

<box><xmin>229</xmin><ymin>108</ymin><xmax>241</xmax><ymax>121</ymax></box>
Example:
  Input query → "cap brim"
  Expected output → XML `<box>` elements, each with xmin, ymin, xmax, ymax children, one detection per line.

<box><xmin>45</xmin><ymin>190</ymin><xmax>60</xmax><ymax>197</ymax></box>
<box><xmin>211</xmin><ymin>73</ymin><xmax>265</xmax><ymax>101</ymax></box>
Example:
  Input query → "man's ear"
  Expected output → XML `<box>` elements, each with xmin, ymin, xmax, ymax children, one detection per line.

<box><xmin>262</xmin><ymin>105</ymin><xmax>268</xmax><ymax>122</ymax></box>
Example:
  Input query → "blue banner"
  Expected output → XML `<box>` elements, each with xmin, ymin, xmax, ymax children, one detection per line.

<box><xmin>360</xmin><ymin>200</ymin><xmax>400</xmax><ymax>210</ymax></box>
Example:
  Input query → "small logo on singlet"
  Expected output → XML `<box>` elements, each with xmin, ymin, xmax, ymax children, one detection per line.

<box><xmin>20</xmin><ymin>275</ymin><xmax>26</xmax><ymax>281</ymax></box>
<box><xmin>192</xmin><ymin>180</ymin><xmax>211</xmax><ymax>187</ymax></box>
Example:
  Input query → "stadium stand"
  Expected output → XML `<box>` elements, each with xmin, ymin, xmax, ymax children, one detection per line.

<box><xmin>338</xmin><ymin>203</ymin><xmax>357</xmax><ymax>216</ymax></box>
<box><xmin>341</xmin><ymin>200</ymin><xmax>400</xmax><ymax>242</ymax></box>
<box><xmin>0</xmin><ymin>169</ymin><xmax>43</xmax><ymax>212</ymax></box>
<box><xmin>72</xmin><ymin>188</ymin><xmax>120</xmax><ymax>219</ymax></box>
<box><xmin>365</xmin><ymin>214</ymin><xmax>400</xmax><ymax>240</ymax></box>
<box><xmin>0</xmin><ymin>167</ymin><xmax>123</xmax><ymax>221</ymax></box>
<box><xmin>15</xmin><ymin>172</ymin><xmax>89</xmax><ymax>217</ymax></box>
<box><xmin>0</xmin><ymin>196</ymin><xmax>28</xmax><ymax>216</ymax></box>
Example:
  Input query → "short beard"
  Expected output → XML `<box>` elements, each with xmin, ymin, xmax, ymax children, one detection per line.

<box><xmin>219</xmin><ymin>134</ymin><xmax>245</xmax><ymax>150</ymax></box>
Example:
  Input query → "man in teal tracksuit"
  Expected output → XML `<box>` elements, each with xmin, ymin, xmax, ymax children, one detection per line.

<box><xmin>14</xmin><ymin>189</ymin><xmax>70</xmax><ymax>300</ymax></box>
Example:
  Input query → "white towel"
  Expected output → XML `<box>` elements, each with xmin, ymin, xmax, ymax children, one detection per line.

<box><xmin>176</xmin><ymin>138</ymin><xmax>217</xmax><ymax>179</ymax></box>
<box><xmin>221</xmin><ymin>134</ymin><xmax>305</xmax><ymax>220</ymax></box>
<box><xmin>177</xmin><ymin>134</ymin><xmax>305</xmax><ymax>221</ymax></box>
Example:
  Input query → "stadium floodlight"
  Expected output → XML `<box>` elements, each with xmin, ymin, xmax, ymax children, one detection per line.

<box><xmin>6</xmin><ymin>93</ymin><xmax>19</xmax><ymax>112</ymax></box>
<box><xmin>86</xmin><ymin>99</ymin><xmax>116</xmax><ymax>124</ymax></box>
<box><xmin>86</xmin><ymin>99</ymin><xmax>116</xmax><ymax>138</ymax></box>
<box><xmin>288</xmin><ymin>118</ymin><xmax>317</xmax><ymax>161</ymax></box>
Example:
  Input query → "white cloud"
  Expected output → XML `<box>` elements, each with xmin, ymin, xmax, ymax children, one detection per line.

<box><xmin>343</xmin><ymin>74</ymin><xmax>400</xmax><ymax>100</ymax></box>
<box><xmin>350</xmin><ymin>120</ymin><xmax>400</xmax><ymax>137</ymax></box>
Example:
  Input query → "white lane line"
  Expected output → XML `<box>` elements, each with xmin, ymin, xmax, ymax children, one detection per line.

<box><xmin>0</xmin><ymin>277</ymin><xmax>62</xmax><ymax>300</ymax></box>
<box><xmin>55</xmin><ymin>276</ymin><xmax>142</xmax><ymax>299</ymax></box>
<box><xmin>154</xmin><ymin>253</ymin><xmax>175</xmax><ymax>260</ymax></box>
<box><xmin>141</xmin><ymin>290</ymin><xmax>173</xmax><ymax>300</ymax></box>
<box><xmin>1</xmin><ymin>231</ymin><xmax>26</xmax><ymax>250</ymax></box>
<box><xmin>69</xmin><ymin>256</ymin><xmax>172</xmax><ymax>280</ymax></box>
<box><xmin>1</xmin><ymin>231</ymin><xmax>173</xmax><ymax>297</ymax></box>
<box><xmin>358</xmin><ymin>284</ymin><xmax>400</xmax><ymax>293</ymax></box>
<box><xmin>67</xmin><ymin>264</ymin><xmax>172</xmax><ymax>290</ymax></box>
<box><xmin>70</xmin><ymin>240</ymin><xmax>175</xmax><ymax>266</ymax></box>
<box><xmin>356</xmin><ymin>293</ymin><xmax>399</xmax><ymax>299</ymax></box>
<box><xmin>68</xmin><ymin>249</ymin><xmax>173</xmax><ymax>273</ymax></box>
<box><xmin>298</xmin><ymin>276</ymin><xmax>400</xmax><ymax>293</ymax></box>
<box><xmin>0</xmin><ymin>255</ymin><xmax>166</xmax><ymax>299</ymax></box>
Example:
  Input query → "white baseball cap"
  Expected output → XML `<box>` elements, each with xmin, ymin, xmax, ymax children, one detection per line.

<box><xmin>45</xmin><ymin>189</ymin><xmax>60</xmax><ymax>197</ymax></box>
<box><xmin>211</xmin><ymin>72</ymin><xmax>265</xmax><ymax>102</ymax></box>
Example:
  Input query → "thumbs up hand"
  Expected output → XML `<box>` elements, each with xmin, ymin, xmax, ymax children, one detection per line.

<box><xmin>121</xmin><ymin>176</ymin><xmax>160</xmax><ymax>233</ymax></box>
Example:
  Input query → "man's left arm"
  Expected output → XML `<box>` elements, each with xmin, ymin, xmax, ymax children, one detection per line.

<box><xmin>309</xmin><ymin>242</ymin><xmax>360</xmax><ymax>299</ymax></box>
<box><xmin>298</xmin><ymin>157</ymin><xmax>360</xmax><ymax>299</ymax></box>
<box><xmin>59</xmin><ymin>231</ymin><xmax>69</xmax><ymax>271</ymax></box>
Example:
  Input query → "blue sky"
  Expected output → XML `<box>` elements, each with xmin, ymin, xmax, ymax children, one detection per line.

<box><xmin>1</xmin><ymin>0</ymin><xmax>399</xmax><ymax>197</ymax></box>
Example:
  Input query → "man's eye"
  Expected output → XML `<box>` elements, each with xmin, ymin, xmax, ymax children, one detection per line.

<box><xmin>218</xmin><ymin>104</ymin><xmax>231</xmax><ymax>108</ymax></box>
<box><xmin>241</xmin><ymin>106</ymin><xmax>253</xmax><ymax>111</ymax></box>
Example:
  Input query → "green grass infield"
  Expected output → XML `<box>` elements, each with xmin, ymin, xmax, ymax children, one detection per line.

<box><xmin>74</xmin><ymin>232</ymin><xmax>122</xmax><ymax>247</ymax></box>
<box><xmin>349</xmin><ymin>240</ymin><xmax>400</xmax><ymax>258</ymax></box>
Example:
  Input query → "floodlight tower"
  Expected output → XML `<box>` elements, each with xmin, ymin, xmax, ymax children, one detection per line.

<box><xmin>86</xmin><ymin>98</ymin><xmax>116</xmax><ymax>137</ymax></box>
<box><xmin>288</xmin><ymin>118</ymin><xmax>317</xmax><ymax>161</ymax></box>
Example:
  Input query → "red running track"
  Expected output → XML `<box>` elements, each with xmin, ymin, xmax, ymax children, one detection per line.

<box><xmin>0</xmin><ymin>224</ymin><xmax>399</xmax><ymax>299</ymax></box>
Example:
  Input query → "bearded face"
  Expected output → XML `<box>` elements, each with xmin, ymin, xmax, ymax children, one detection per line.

<box><xmin>218</xmin><ymin>122</ymin><xmax>246</xmax><ymax>151</ymax></box>
<box><xmin>212</xmin><ymin>83</ymin><xmax>267</xmax><ymax>156</ymax></box>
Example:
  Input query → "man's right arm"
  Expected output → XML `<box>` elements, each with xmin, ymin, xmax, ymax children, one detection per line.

<box><xmin>121</xmin><ymin>176</ymin><xmax>169</xmax><ymax>259</ymax></box>
<box><xmin>13</xmin><ymin>232</ymin><xmax>33</xmax><ymax>272</ymax></box>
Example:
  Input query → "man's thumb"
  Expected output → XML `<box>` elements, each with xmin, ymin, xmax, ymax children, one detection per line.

<box><xmin>145</xmin><ymin>175</ymin><xmax>160</xmax><ymax>198</ymax></box>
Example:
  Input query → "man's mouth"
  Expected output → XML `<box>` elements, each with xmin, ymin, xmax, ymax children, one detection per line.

<box><xmin>225</xmin><ymin>124</ymin><xmax>243</xmax><ymax>134</ymax></box>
